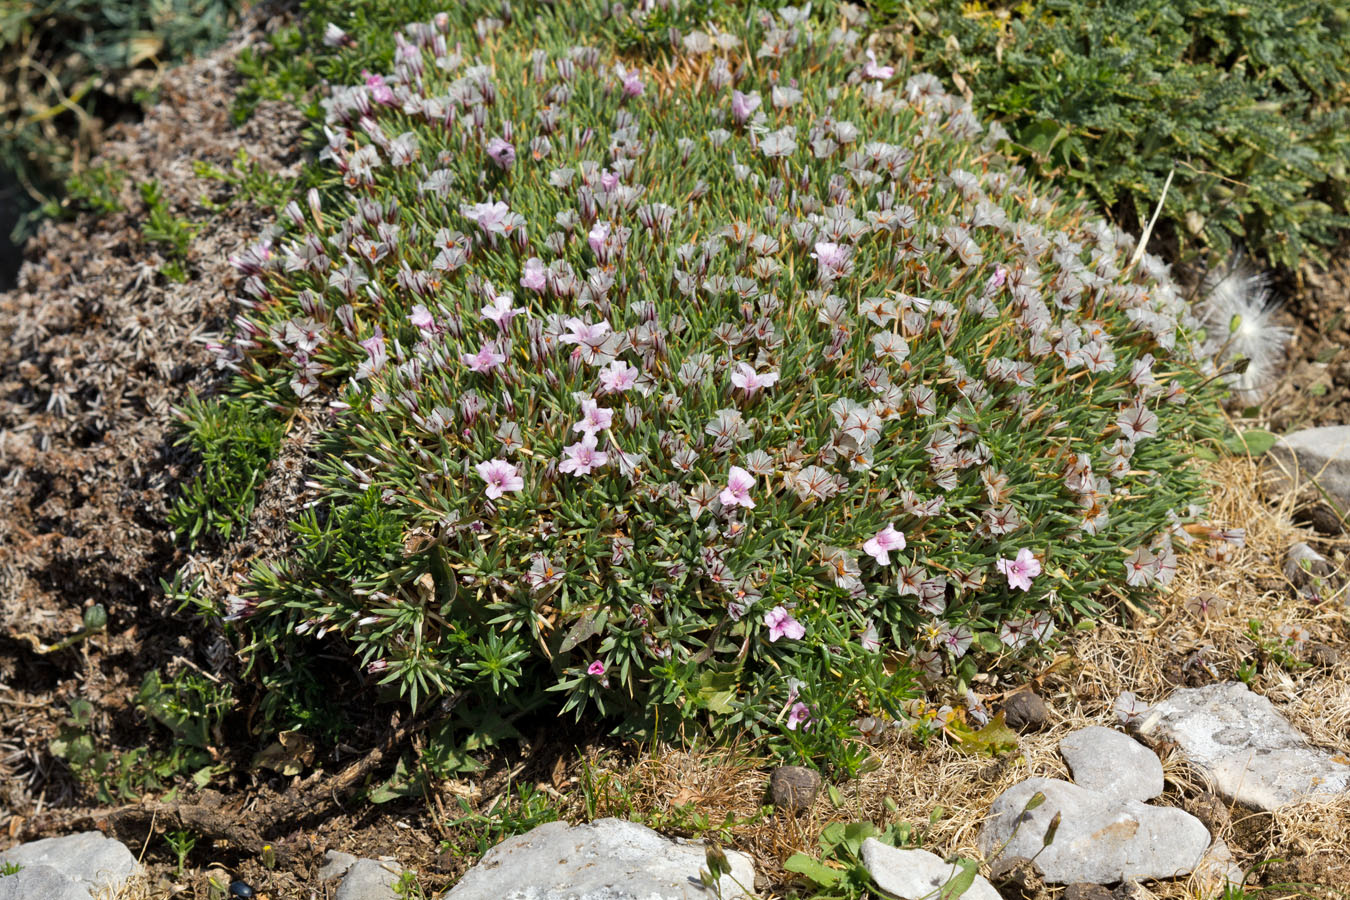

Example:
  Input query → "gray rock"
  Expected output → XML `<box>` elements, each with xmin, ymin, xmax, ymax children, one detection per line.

<box><xmin>0</xmin><ymin>864</ymin><xmax>93</xmax><ymax>900</ymax></box>
<box><xmin>319</xmin><ymin>849</ymin><xmax>360</xmax><ymax>880</ymax></box>
<box><xmin>978</xmin><ymin>777</ymin><xmax>1211</xmax><ymax>884</ymax></box>
<box><xmin>860</xmin><ymin>840</ymin><xmax>1002</xmax><ymax>900</ymax></box>
<box><xmin>1133</xmin><ymin>681</ymin><xmax>1350</xmax><ymax>811</ymax></box>
<box><xmin>0</xmin><ymin>831</ymin><xmax>139</xmax><ymax>898</ymax></box>
<box><xmin>336</xmin><ymin>858</ymin><xmax>402</xmax><ymax>900</ymax></box>
<box><xmin>768</xmin><ymin>766</ymin><xmax>821</xmax><ymax>811</ymax></box>
<box><xmin>1271</xmin><ymin>427</ymin><xmax>1350</xmax><ymax>514</ymax></box>
<box><xmin>1059</xmin><ymin>726</ymin><xmax>1163</xmax><ymax>802</ymax></box>
<box><xmin>1191</xmin><ymin>840</ymin><xmax>1245</xmax><ymax>896</ymax></box>
<box><xmin>442</xmin><ymin>818</ymin><xmax>756</xmax><ymax>900</ymax></box>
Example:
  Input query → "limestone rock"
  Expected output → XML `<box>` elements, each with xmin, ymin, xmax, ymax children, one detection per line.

<box><xmin>768</xmin><ymin>766</ymin><xmax>821</xmax><ymax>811</ymax></box>
<box><xmin>0</xmin><ymin>864</ymin><xmax>93</xmax><ymax>900</ymax></box>
<box><xmin>336</xmin><ymin>859</ymin><xmax>401</xmax><ymax>900</ymax></box>
<box><xmin>1271</xmin><ymin>427</ymin><xmax>1350</xmax><ymax>514</ymax></box>
<box><xmin>319</xmin><ymin>850</ymin><xmax>360</xmax><ymax>881</ymax></box>
<box><xmin>1133</xmin><ymin>681</ymin><xmax>1350</xmax><ymax>811</ymax></box>
<box><xmin>0</xmin><ymin>832</ymin><xmax>140</xmax><ymax>899</ymax></box>
<box><xmin>978</xmin><ymin>778</ymin><xmax>1211</xmax><ymax>884</ymax></box>
<box><xmin>442</xmin><ymin>818</ymin><xmax>756</xmax><ymax>900</ymax></box>
<box><xmin>859</xmin><ymin>840</ymin><xmax>1002</xmax><ymax>900</ymax></box>
<box><xmin>1001</xmin><ymin>690</ymin><xmax>1049</xmax><ymax>733</ymax></box>
<box><xmin>1059</xmin><ymin>726</ymin><xmax>1164</xmax><ymax>802</ymax></box>
<box><xmin>1191</xmin><ymin>840</ymin><xmax>1245</xmax><ymax>896</ymax></box>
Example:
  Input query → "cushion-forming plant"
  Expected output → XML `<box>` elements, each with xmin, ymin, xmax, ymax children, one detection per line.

<box><xmin>193</xmin><ymin>1</ymin><xmax>1226</xmax><ymax>751</ymax></box>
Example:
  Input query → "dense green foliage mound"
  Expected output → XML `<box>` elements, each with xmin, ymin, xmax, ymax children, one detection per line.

<box><xmin>180</xmin><ymin>0</ymin><xmax>1227</xmax><ymax>763</ymax></box>
<box><xmin>879</xmin><ymin>0</ymin><xmax>1350</xmax><ymax>269</ymax></box>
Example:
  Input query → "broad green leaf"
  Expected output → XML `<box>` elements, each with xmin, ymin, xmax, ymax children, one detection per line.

<box><xmin>939</xmin><ymin>859</ymin><xmax>979</xmax><ymax>900</ymax></box>
<box><xmin>1223</xmin><ymin>428</ymin><xmax>1278</xmax><ymax>456</ymax></box>
<box><xmin>783</xmin><ymin>853</ymin><xmax>842</xmax><ymax>887</ymax></box>
<box><xmin>559</xmin><ymin>608</ymin><xmax>602</xmax><ymax>653</ymax></box>
<box><xmin>950</xmin><ymin>712</ymin><xmax>1020</xmax><ymax>757</ymax></box>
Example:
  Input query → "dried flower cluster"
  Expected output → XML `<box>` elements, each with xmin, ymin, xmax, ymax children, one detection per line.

<box><xmin>204</xmin><ymin>2</ymin><xmax>1222</xmax><ymax>751</ymax></box>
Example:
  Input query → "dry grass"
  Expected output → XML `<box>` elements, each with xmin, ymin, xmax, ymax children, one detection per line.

<box><xmin>551</xmin><ymin>457</ymin><xmax>1350</xmax><ymax>899</ymax></box>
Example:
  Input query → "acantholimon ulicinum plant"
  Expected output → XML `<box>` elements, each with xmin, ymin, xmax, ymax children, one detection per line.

<box><xmin>192</xmin><ymin>0</ymin><xmax>1225</xmax><ymax>758</ymax></box>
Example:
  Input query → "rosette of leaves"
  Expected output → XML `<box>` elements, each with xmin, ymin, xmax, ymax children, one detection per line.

<box><xmin>200</xmin><ymin>1</ymin><xmax>1221</xmax><ymax>756</ymax></box>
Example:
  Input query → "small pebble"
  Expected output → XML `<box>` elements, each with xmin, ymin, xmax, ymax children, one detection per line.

<box><xmin>1112</xmin><ymin>881</ymin><xmax>1146</xmax><ymax>900</ymax></box>
<box><xmin>999</xmin><ymin>690</ymin><xmax>1048</xmax><ymax>733</ymax></box>
<box><xmin>768</xmin><ymin>765</ymin><xmax>821</xmax><ymax>811</ymax></box>
<box><xmin>1306</xmin><ymin>642</ymin><xmax>1340</xmax><ymax>667</ymax></box>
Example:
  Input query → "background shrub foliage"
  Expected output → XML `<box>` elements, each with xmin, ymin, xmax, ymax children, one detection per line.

<box><xmin>185</xmin><ymin>0</ymin><xmax>1227</xmax><ymax>760</ymax></box>
<box><xmin>875</xmin><ymin>0</ymin><xmax>1350</xmax><ymax>269</ymax></box>
<box><xmin>0</xmin><ymin>0</ymin><xmax>240</xmax><ymax>256</ymax></box>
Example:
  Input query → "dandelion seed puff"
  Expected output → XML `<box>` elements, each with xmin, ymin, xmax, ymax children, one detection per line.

<box><xmin>1197</xmin><ymin>254</ymin><xmax>1291</xmax><ymax>404</ymax></box>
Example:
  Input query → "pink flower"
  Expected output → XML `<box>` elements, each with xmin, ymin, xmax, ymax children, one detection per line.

<box><xmin>573</xmin><ymin>397</ymin><xmax>613</xmax><ymax>437</ymax></box>
<box><xmin>560</xmin><ymin>317</ymin><xmax>610</xmax><ymax>346</ymax></box>
<box><xmin>937</xmin><ymin>621</ymin><xmax>973</xmax><ymax>658</ymax></box>
<box><xmin>786</xmin><ymin>701</ymin><xmax>813</xmax><ymax>731</ymax></box>
<box><xmin>996</xmin><ymin>548</ymin><xmax>1042</xmax><ymax>591</ymax></box>
<box><xmin>621</xmin><ymin>69</ymin><xmax>644</xmax><ymax>98</ymax></box>
<box><xmin>731</xmin><ymin>89</ymin><xmax>761</xmax><ymax>126</ymax></box>
<box><xmin>598</xmin><ymin>360</ymin><xmax>639</xmax><ymax>393</ymax></box>
<box><xmin>462</xmin><ymin>342</ymin><xmax>506</xmax><ymax>373</ymax></box>
<box><xmin>730</xmin><ymin>363</ymin><xmax>779</xmax><ymax>395</ymax></box>
<box><xmin>408</xmin><ymin>304</ymin><xmax>436</xmax><ymax>331</ymax></box>
<box><xmin>588</xmin><ymin>221</ymin><xmax>611</xmax><ymax>256</ymax></box>
<box><xmin>720</xmin><ymin>466</ymin><xmax>755</xmax><ymax>509</ymax></box>
<box><xmin>559</xmin><ymin>435</ymin><xmax>609</xmax><ymax>476</ymax></box>
<box><xmin>475</xmin><ymin>459</ymin><xmax>523</xmax><ymax>499</ymax></box>
<box><xmin>364</xmin><ymin>71</ymin><xmax>395</xmax><ymax>105</ymax></box>
<box><xmin>600</xmin><ymin>171</ymin><xmax>619</xmax><ymax>192</ymax></box>
<box><xmin>462</xmin><ymin>200</ymin><xmax>512</xmax><ymax>234</ymax></box>
<box><xmin>863</xmin><ymin>50</ymin><xmax>894</xmax><ymax>81</ymax></box>
<box><xmin>863</xmin><ymin>524</ymin><xmax>906</xmax><ymax>565</ymax></box>
<box><xmin>811</xmin><ymin>241</ymin><xmax>850</xmax><ymax>274</ymax></box>
<box><xmin>587</xmin><ymin>660</ymin><xmax>606</xmax><ymax>676</ymax></box>
<box><xmin>763</xmin><ymin>605</ymin><xmax>805</xmax><ymax>642</ymax></box>
<box><xmin>480</xmin><ymin>293</ymin><xmax>524</xmax><ymax>330</ymax></box>
<box><xmin>486</xmin><ymin>137</ymin><xmax>515</xmax><ymax>170</ymax></box>
<box><xmin>519</xmin><ymin>257</ymin><xmax>547</xmax><ymax>293</ymax></box>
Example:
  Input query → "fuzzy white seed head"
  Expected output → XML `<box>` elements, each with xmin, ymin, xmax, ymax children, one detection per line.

<box><xmin>1197</xmin><ymin>256</ymin><xmax>1291</xmax><ymax>404</ymax></box>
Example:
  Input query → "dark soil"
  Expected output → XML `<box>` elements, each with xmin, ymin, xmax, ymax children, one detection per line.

<box><xmin>1265</xmin><ymin>245</ymin><xmax>1350</xmax><ymax>432</ymax></box>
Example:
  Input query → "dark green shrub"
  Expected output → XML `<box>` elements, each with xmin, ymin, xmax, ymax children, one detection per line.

<box><xmin>874</xmin><ymin>0</ymin><xmax>1350</xmax><ymax>269</ymax></box>
<box><xmin>195</xmin><ymin>1</ymin><xmax>1224</xmax><ymax>765</ymax></box>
